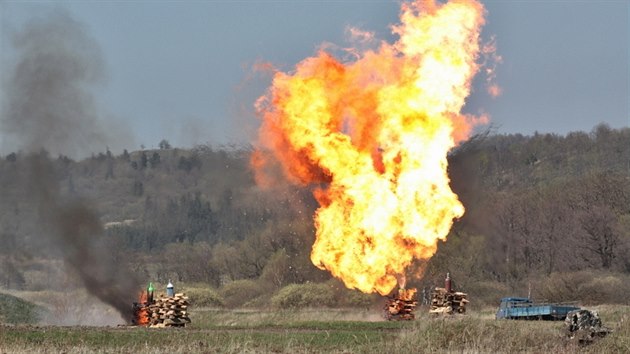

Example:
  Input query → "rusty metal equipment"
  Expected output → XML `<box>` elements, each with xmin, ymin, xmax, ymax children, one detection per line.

<box><xmin>429</xmin><ymin>273</ymin><xmax>468</xmax><ymax>315</ymax></box>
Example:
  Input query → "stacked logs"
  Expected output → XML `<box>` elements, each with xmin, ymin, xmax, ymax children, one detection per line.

<box><xmin>384</xmin><ymin>288</ymin><xmax>418</xmax><ymax>320</ymax></box>
<box><xmin>146</xmin><ymin>293</ymin><xmax>191</xmax><ymax>328</ymax></box>
<box><xmin>429</xmin><ymin>287</ymin><xmax>468</xmax><ymax>315</ymax></box>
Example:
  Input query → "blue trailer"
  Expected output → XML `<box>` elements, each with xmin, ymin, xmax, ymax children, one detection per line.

<box><xmin>496</xmin><ymin>297</ymin><xmax>580</xmax><ymax>321</ymax></box>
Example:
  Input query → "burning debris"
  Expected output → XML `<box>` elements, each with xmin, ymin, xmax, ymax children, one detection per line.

<box><xmin>132</xmin><ymin>283</ymin><xmax>191</xmax><ymax>328</ymax></box>
<box><xmin>132</xmin><ymin>290</ymin><xmax>151</xmax><ymax>326</ymax></box>
<box><xmin>429</xmin><ymin>273</ymin><xmax>468</xmax><ymax>315</ymax></box>
<box><xmin>384</xmin><ymin>288</ymin><xmax>418</xmax><ymax>321</ymax></box>
<box><xmin>565</xmin><ymin>309</ymin><xmax>611</xmax><ymax>344</ymax></box>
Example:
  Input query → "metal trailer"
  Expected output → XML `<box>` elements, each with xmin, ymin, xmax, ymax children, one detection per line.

<box><xmin>495</xmin><ymin>297</ymin><xmax>580</xmax><ymax>321</ymax></box>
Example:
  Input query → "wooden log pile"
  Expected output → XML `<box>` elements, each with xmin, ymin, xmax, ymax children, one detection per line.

<box><xmin>429</xmin><ymin>287</ymin><xmax>468</xmax><ymax>315</ymax></box>
<box><xmin>146</xmin><ymin>293</ymin><xmax>191</xmax><ymax>328</ymax></box>
<box><xmin>384</xmin><ymin>288</ymin><xmax>418</xmax><ymax>321</ymax></box>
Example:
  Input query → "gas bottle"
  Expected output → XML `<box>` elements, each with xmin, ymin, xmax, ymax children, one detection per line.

<box><xmin>445</xmin><ymin>273</ymin><xmax>452</xmax><ymax>293</ymax></box>
<box><xmin>147</xmin><ymin>282</ymin><xmax>155</xmax><ymax>303</ymax></box>
<box><xmin>167</xmin><ymin>281</ymin><xmax>174</xmax><ymax>297</ymax></box>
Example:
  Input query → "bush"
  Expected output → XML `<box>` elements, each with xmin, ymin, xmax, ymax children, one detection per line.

<box><xmin>339</xmin><ymin>290</ymin><xmax>375</xmax><ymax>308</ymax></box>
<box><xmin>533</xmin><ymin>271</ymin><xmax>630</xmax><ymax>305</ymax></box>
<box><xmin>242</xmin><ymin>294</ymin><xmax>272</xmax><ymax>308</ymax></box>
<box><xmin>0</xmin><ymin>292</ymin><xmax>42</xmax><ymax>324</ymax></box>
<box><xmin>326</xmin><ymin>279</ymin><xmax>378</xmax><ymax>308</ymax></box>
<box><xmin>219</xmin><ymin>279</ymin><xmax>267</xmax><ymax>308</ymax></box>
<box><xmin>185</xmin><ymin>287</ymin><xmax>224</xmax><ymax>307</ymax></box>
<box><xmin>579</xmin><ymin>274</ymin><xmax>630</xmax><ymax>304</ymax></box>
<box><xmin>465</xmin><ymin>281</ymin><xmax>511</xmax><ymax>308</ymax></box>
<box><xmin>271</xmin><ymin>283</ymin><xmax>335</xmax><ymax>308</ymax></box>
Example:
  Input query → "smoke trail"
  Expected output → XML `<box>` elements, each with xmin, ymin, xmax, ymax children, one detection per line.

<box><xmin>1</xmin><ymin>9</ymin><xmax>138</xmax><ymax>321</ymax></box>
<box><xmin>1</xmin><ymin>9</ymin><xmax>109</xmax><ymax>157</ymax></box>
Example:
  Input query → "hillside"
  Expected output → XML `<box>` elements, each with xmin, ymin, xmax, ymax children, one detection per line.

<box><xmin>0</xmin><ymin>292</ymin><xmax>41</xmax><ymax>324</ymax></box>
<box><xmin>0</xmin><ymin>125</ymin><xmax>629</xmax><ymax>307</ymax></box>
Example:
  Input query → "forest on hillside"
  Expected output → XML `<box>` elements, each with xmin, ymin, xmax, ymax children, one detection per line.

<box><xmin>0</xmin><ymin>124</ymin><xmax>629</xmax><ymax>307</ymax></box>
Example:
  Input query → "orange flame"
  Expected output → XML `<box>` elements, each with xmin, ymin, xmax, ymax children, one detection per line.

<box><xmin>253</xmin><ymin>0</ymin><xmax>488</xmax><ymax>295</ymax></box>
<box><xmin>398</xmin><ymin>288</ymin><xmax>417</xmax><ymax>302</ymax></box>
<box><xmin>135</xmin><ymin>291</ymin><xmax>150</xmax><ymax>326</ymax></box>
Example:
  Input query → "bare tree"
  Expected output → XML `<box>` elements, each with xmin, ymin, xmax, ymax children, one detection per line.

<box><xmin>532</xmin><ymin>188</ymin><xmax>575</xmax><ymax>275</ymax></box>
<box><xmin>577</xmin><ymin>205</ymin><xmax>620</xmax><ymax>269</ymax></box>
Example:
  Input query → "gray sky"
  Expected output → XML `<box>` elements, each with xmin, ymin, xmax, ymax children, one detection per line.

<box><xmin>1</xmin><ymin>0</ymin><xmax>628</xmax><ymax>154</ymax></box>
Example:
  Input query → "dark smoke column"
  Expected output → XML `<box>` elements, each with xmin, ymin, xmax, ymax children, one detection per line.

<box><xmin>1</xmin><ymin>9</ymin><xmax>138</xmax><ymax>321</ymax></box>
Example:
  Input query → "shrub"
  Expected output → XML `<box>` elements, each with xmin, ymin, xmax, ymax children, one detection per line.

<box><xmin>0</xmin><ymin>293</ymin><xmax>42</xmax><ymax>324</ymax></box>
<box><xmin>259</xmin><ymin>249</ymin><xmax>290</xmax><ymax>289</ymax></box>
<box><xmin>242</xmin><ymin>294</ymin><xmax>272</xmax><ymax>308</ymax></box>
<box><xmin>339</xmin><ymin>290</ymin><xmax>375</xmax><ymax>308</ymax></box>
<box><xmin>533</xmin><ymin>271</ymin><xmax>630</xmax><ymax>305</ymax></box>
<box><xmin>465</xmin><ymin>280</ymin><xmax>511</xmax><ymax>308</ymax></box>
<box><xmin>326</xmin><ymin>279</ymin><xmax>377</xmax><ymax>308</ymax></box>
<box><xmin>579</xmin><ymin>274</ymin><xmax>630</xmax><ymax>304</ymax></box>
<box><xmin>185</xmin><ymin>287</ymin><xmax>224</xmax><ymax>307</ymax></box>
<box><xmin>271</xmin><ymin>283</ymin><xmax>335</xmax><ymax>308</ymax></box>
<box><xmin>219</xmin><ymin>279</ymin><xmax>267</xmax><ymax>308</ymax></box>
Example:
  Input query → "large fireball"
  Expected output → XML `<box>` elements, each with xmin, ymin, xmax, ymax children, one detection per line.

<box><xmin>253</xmin><ymin>0</ymin><xmax>488</xmax><ymax>295</ymax></box>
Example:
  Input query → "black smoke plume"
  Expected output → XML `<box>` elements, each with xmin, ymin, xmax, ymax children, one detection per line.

<box><xmin>2</xmin><ymin>9</ymin><xmax>108</xmax><ymax>157</ymax></box>
<box><xmin>1</xmin><ymin>9</ymin><xmax>138</xmax><ymax>321</ymax></box>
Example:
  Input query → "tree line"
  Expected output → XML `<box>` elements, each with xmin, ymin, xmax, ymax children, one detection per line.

<box><xmin>0</xmin><ymin>125</ymin><xmax>629</xmax><ymax>305</ymax></box>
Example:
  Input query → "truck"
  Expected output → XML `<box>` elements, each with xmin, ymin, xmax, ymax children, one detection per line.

<box><xmin>495</xmin><ymin>297</ymin><xmax>580</xmax><ymax>321</ymax></box>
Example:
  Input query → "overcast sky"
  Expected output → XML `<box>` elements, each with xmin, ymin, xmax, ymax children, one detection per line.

<box><xmin>1</xmin><ymin>0</ymin><xmax>628</xmax><ymax>154</ymax></box>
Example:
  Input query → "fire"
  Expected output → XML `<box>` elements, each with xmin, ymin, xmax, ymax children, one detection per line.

<box><xmin>253</xmin><ymin>0</ymin><xmax>489</xmax><ymax>295</ymax></box>
<box><xmin>398</xmin><ymin>288</ymin><xmax>417</xmax><ymax>302</ymax></box>
<box><xmin>134</xmin><ymin>291</ymin><xmax>150</xmax><ymax>326</ymax></box>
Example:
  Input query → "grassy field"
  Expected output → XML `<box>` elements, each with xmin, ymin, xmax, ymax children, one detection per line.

<box><xmin>1</xmin><ymin>305</ymin><xmax>629</xmax><ymax>353</ymax></box>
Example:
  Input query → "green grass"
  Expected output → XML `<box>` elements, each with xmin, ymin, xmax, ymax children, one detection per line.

<box><xmin>0</xmin><ymin>325</ymin><xmax>396</xmax><ymax>353</ymax></box>
<box><xmin>1</xmin><ymin>306</ymin><xmax>629</xmax><ymax>353</ymax></box>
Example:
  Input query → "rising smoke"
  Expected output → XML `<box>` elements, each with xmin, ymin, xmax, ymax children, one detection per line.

<box><xmin>1</xmin><ymin>9</ymin><xmax>109</xmax><ymax>158</ymax></box>
<box><xmin>1</xmin><ymin>9</ymin><xmax>138</xmax><ymax>322</ymax></box>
